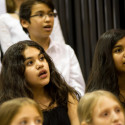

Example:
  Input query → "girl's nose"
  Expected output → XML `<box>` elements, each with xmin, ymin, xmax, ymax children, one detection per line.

<box><xmin>36</xmin><ymin>61</ymin><xmax>43</xmax><ymax>70</ymax></box>
<box><xmin>30</xmin><ymin>122</ymin><xmax>36</xmax><ymax>125</ymax></box>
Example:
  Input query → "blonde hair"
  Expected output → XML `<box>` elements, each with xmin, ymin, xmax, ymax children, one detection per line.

<box><xmin>0</xmin><ymin>97</ymin><xmax>43</xmax><ymax>125</ymax></box>
<box><xmin>77</xmin><ymin>90</ymin><xmax>124</xmax><ymax>124</ymax></box>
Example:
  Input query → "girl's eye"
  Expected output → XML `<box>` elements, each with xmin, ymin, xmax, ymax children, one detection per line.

<box><xmin>35</xmin><ymin>118</ymin><xmax>42</xmax><ymax>124</ymax></box>
<box><xmin>115</xmin><ymin>107</ymin><xmax>121</xmax><ymax>113</ymax></box>
<box><xmin>114</xmin><ymin>48</ymin><xmax>122</xmax><ymax>53</ymax></box>
<box><xmin>101</xmin><ymin>112</ymin><xmax>109</xmax><ymax>117</ymax></box>
<box><xmin>19</xmin><ymin>120</ymin><xmax>27</xmax><ymax>125</ymax></box>
<box><xmin>40</xmin><ymin>56</ymin><xmax>44</xmax><ymax>61</ymax></box>
<box><xmin>27</xmin><ymin>61</ymin><xmax>33</xmax><ymax>66</ymax></box>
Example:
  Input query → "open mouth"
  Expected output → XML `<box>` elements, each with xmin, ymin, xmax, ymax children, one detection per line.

<box><xmin>43</xmin><ymin>25</ymin><xmax>52</xmax><ymax>31</ymax></box>
<box><xmin>44</xmin><ymin>25</ymin><xmax>51</xmax><ymax>28</ymax></box>
<box><xmin>38</xmin><ymin>70</ymin><xmax>47</xmax><ymax>78</ymax></box>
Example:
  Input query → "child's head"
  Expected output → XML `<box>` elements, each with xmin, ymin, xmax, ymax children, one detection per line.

<box><xmin>77</xmin><ymin>90</ymin><xmax>125</xmax><ymax>125</ymax></box>
<box><xmin>92</xmin><ymin>29</ymin><xmax>125</xmax><ymax>73</ymax></box>
<box><xmin>1</xmin><ymin>40</ymin><xmax>57</xmax><ymax>99</ymax></box>
<box><xmin>0</xmin><ymin>97</ymin><xmax>43</xmax><ymax>125</ymax></box>
<box><xmin>19</xmin><ymin>0</ymin><xmax>55</xmax><ymax>35</ymax></box>
<box><xmin>86</xmin><ymin>29</ymin><xmax>125</xmax><ymax>95</ymax></box>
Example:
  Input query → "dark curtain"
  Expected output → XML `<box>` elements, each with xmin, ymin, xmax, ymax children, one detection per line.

<box><xmin>53</xmin><ymin>0</ymin><xmax>125</xmax><ymax>82</ymax></box>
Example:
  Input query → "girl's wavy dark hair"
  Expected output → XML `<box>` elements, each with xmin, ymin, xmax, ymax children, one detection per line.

<box><xmin>86</xmin><ymin>29</ymin><xmax>125</xmax><ymax>97</ymax></box>
<box><xmin>0</xmin><ymin>40</ymin><xmax>79</xmax><ymax>106</ymax></box>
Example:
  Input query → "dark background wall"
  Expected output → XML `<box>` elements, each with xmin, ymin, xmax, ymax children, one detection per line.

<box><xmin>53</xmin><ymin>0</ymin><xmax>125</xmax><ymax>82</ymax></box>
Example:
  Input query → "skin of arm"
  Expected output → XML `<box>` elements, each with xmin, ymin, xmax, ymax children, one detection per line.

<box><xmin>68</xmin><ymin>93</ymin><xmax>80</xmax><ymax>125</ymax></box>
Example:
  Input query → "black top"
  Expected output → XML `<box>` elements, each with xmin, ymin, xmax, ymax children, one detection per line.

<box><xmin>43</xmin><ymin>106</ymin><xmax>70</xmax><ymax>125</ymax></box>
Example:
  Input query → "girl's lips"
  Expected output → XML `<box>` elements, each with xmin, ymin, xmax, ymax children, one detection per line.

<box><xmin>38</xmin><ymin>69</ymin><xmax>47</xmax><ymax>79</ymax></box>
<box><xmin>39</xmin><ymin>73</ymin><xmax>47</xmax><ymax>79</ymax></box>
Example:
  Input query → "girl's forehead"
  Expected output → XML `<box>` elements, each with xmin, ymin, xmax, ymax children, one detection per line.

<box><xmin>23</xmin><ymin>46</ymin><xmax>42</xmax><ymax>57</ymax></box>
<box><xmin>96</xmin><ymin>96</ymin><xmax>120</xmax><ymax>108</ymax></box>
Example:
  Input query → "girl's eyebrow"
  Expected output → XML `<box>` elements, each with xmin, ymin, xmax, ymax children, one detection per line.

<box><xmin>39</xmin><ymin>52</ymin><xmax>43</xmax><ymax>56</ymax></box>
<box><xmin>24</xmin><ymin>57</ymin><xmax>32</xmax><ymax>61</ymax></box>
<box><xmin>113</xmin><ymin>45</ymin><xmax>122</xmax><ymax>48</ymax></box>
<box><xmin>24</xmin><ymin>52</ymin><xmax>42</xmax><ymax>61</ymax></box>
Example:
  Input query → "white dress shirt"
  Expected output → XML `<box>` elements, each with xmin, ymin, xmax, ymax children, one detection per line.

<box><xmin>0</xmin><ymin>0</ymin><xmax>6</xmax><ymax>15</ymax></box>
<box><xmin>47</xmin><ymin>40</ymin><xmax>85</xmax><ymax>96</ymax></box>
<box><xmin>0</xmin><ymin>13</ymin><xmax>30</xmax><ymax>53</ymax></box>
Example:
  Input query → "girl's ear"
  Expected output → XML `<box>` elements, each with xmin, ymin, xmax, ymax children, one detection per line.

<box><xmin>81</xmin><ymin>121</ymin><xmax>89</xmax><ymax>125</ymax></box>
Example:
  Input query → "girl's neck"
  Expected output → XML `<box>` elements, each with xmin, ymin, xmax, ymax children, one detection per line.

<box><xmin>33</xmin><ymin>88</ymin><xmax>54</xmax><ymax>110</ymax></box>
<box><xmin>30</xmin><ymin>36</ymin><xmax>50</xmax><ymax>51</ymax></box>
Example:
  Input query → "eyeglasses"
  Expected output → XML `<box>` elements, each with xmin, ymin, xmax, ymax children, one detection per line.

<box><xmin>30</xmin><ymin>12</ymin><xmax>57</xmax><ymax>19</ymax></box>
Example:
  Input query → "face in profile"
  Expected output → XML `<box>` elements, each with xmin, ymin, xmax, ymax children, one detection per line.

<box><xmin>10</xmin><ymin>104</ymin><xmax>43</xmax><ymax>125</ymax></box>
<box><xmin>23</xmin><ymin>46</ymin><xmax>50</xmax><ymax>89</ymax></box>
<box><xmin>91</xmin><ymin>96</ymin><xmax>125</xmax><ymax>125</ymax></box>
